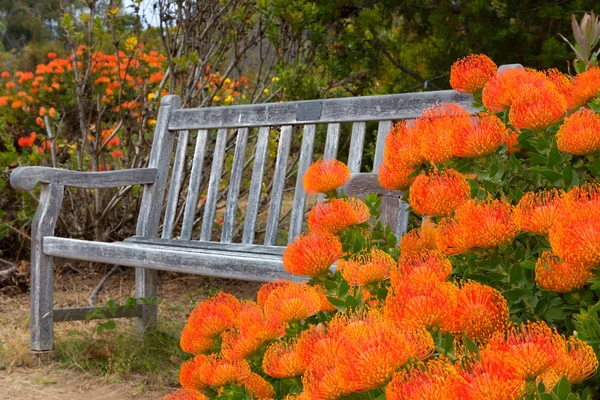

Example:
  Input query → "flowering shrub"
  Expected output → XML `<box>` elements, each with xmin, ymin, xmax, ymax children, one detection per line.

<box><xmin>163</xmin><ymin>54</ymin><xmax>600</xmax><ymax>399</ymax></box>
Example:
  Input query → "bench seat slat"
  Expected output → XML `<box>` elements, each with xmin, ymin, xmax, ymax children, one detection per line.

<box><xmin>221</xmin><ymin>128</ymin><xmax>249</xmax><ymax>243</ymax></box>
<box><xmin>44</xmin><ymin>237</ymin><xmax>299</xmax><ymax>283</ymax></box>
<box><xmin>200</xmin><ymin>128</ymin><xmax>228</xmax><ymax>241</ymax></box>
<box><xmin>264</xmin><ymin>126</ymin><xmax>293</xmax><ymax>246</ymax></box>
<box><xmin>288</xmin><ymin>124</ymin><xmax>316</xmax><ymax>242</ymax></box>
<box><xmin>126</xmin><ymin>236</ymin><xmax>285</xmax><ymax>256</ymax></box>
<box><xmin>242</xmin><ymin>126</ymin><xmax>270</xmax><ymax>244</ymax></box>
<box><xmin>181</xmin><ymin>129</ymin><xmax>209</xmax><ymax>240</ymax></box>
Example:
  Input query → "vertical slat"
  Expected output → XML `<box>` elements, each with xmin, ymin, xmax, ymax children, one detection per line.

<box><xmin>288</xmin><ymin>124</ymin><xmax>316</xmax><ymax>242</ymax></box>
<box><xmin>162</xmin><ymin>130</ymin><xmax>189</xmax><ymax>239</ymax></box>
<box><xmin>30</xmin><ymin>183</ymin><xmax>64</xmax><ymax>352</ymax></box>
<box><xmin>264</xmin><ymin>126</ymin><xmax>292</xmax><ymax>246</ymax></box>
<box><xmin>347</xmin><ymin>121</ymin><xmax>366</xmax><ymax>173</ymax></box>
<box><xmin>373</xmin><ymin>120</ymin><xmax>392</xmax><ymax>173</ymax></box>
<box><xmin>242</xmin><ymin>126</ymin><xmax>270</xmax><ymax>244</ymax></box>
<box><xmin>180</xmin><ymin>129</ymin><xmax>209</xmax><ymax>240</ymax></box>
<box><xmin>317</xmin><ymin>123</ymin><xmax>341</xmax><ymax>202</ymax></box>
<box><xmin>396</xmin><ymin>200</ymin><xmax>410</xmax><ymax>238</ymax></box>
<box><xmin>200</xmin><ymin>128</ymin><xmax>228</xmax><ymax>241</ymax></box>
<box><xmin>221</xmin><ymin>128</ymin><xmax>249</xmax><ymax>243</ymax></box>
<box><xmin>135</xmin><ymin>95</ymin><xmax>180</xmax><ymax>333</ymax></box>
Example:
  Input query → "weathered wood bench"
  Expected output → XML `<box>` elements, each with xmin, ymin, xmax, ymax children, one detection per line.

<box><xmin>10</xmin><ymin>90</ymin><xmax>475</xmax><ymax>355</ymax></box>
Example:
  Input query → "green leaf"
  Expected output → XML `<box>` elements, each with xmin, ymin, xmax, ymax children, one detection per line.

<box><xmin>563</xmin><ymin>164</ymin><xmax>573</xmax><ymax>187</ymax></box>
<box><xmin>552</xmin><ymin>377</ymin><xmax>571</xmax><ymax>399</ymax></box>
<box><xmin>386</xmin><ymin>234</ymin><xmax>397</xmax><ymax>247</ymax></box>
<box><xmin>510</xmin><ymin>264</ymin><xmax>523</xmax><ymax>285</ymax></box>
<box><xmin>345</xmin><ymin>296</ymin><xmax>360</xmax><ymax>309</ymax></box>
<box><xmin>338</xmin><ymin>279</ymin><xmax>349</xmax><ymax>298</ymax></box>
<box><xmin>547</xmin><ymin>143</ymin><xmax>561</xmax><ymax>168</ymax></box>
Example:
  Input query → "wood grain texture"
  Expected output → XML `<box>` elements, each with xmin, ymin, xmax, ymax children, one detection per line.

<box><xmin>221</xmin><ymin>128</ymin><xmax>249</xmax><ymax>243</ymax></box>
<box><xmin>317</xmin><ymin>123</ymin><xmax>341</xmax><ymax>202</ymax></box>
<box><xmin>54</xmin><ymin>305</ymin><xmax>143</xmax><ymax>322</ymax></box>
<box><xmin>200</xmin><ymin>129</ymin><xmax>228</xmax><ymax>241</ymax></box>
<box><xmin>347</xmin><ymin>122</ymin><xmax>366</xmax><ymax>173</ymax></box>
<box><xmin>264</xmin><ymin>126</ymin><xmax>292</xmax><ymax>246</ymax></box>
<box><xmin>162</xmin><ymin>130</ymin><xmax>189</xmax><ymax>239</ymax></box>
<box><xmin>10</xmin><ymin>167</ymin><xmax>157</xmax><ymax>191</ymax></box>
<box><xmin>126</xmin><ymin>236</ymin><xmax>285</xmax><ymax>256</ymax></box>
<box><xmin>180</xmin><ymin>129</ymin><xmax>209</xmax><ymax>240</ymax></box>
<box><xmin>43</xmin><ymin>237</ymin><xmax>304</xmax><ymax>283</ymax></box>
<box><xmin>397</xmin><ymin>200</ymin><xmax>411</xmax><ymax>238</ymax></box>
<box><xmin>168</xmin><ymin>91</ymin><xmax>475</xmax><ymax>130</ymax></box>
<box><xmin>344</xmin><ymin>173</ymin><xmax>404</xmax><ymax>197</ymax></box>
<box><xmin>373</xmin><ymin>120</ymin><xmax>392</xmax><ymax>173</ymax></box>
<box><xmin>242</xmin><ymin>126</ymin><xmax>270</xmax><ymax>244</ymax></box>
<box><xmin>30</xmin><ymin>184</ymin><xmax>64</xmax><ymax>352</ymax></box>
<box><xmin>288</xmin><ymin>124</ymin><xmax>316</xmax><ymax>242</ymax></box>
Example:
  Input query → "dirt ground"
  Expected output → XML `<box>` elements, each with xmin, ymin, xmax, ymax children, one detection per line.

<box><xmin>0</xmin><ymin>265</ymin><xmax>262</xmax><ymax>400</ymax></box>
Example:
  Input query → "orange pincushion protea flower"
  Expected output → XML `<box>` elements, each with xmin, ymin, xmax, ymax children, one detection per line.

<box><xmin>302</xmin><ymin>159</ymin><xmax>350</xmax><ymax>194</ymax></box>
<box><xmin>482</xmin><ymin>67</ymin><xmax>548</xmax><ymax>113</ymax></box>
<box><xmin>539</xmin><ymin>337</ymin><xmax>598</xmax><ymax>388</ymax></box>
<box><xmin>296</xmin><ymin>324</ymin><xmax>342</xmax><ymax>368</ymax></box>
<box><xmin>450</xmin><ymin>357</ymin><xmax>525</xmax><ymax>400</ymax></box>
<box><xmin>438</xmin><ymin>198</ymin><xmax>519</xmax><ymax>252</ymax></box>
<box><xmin>179</xmin><ymin>354</ymin><xmax>208</xmax><ymax>392</ymax></box>
<box><xmin>180</xmin><ymin>325</ymin><xmax>215</xmax><ymax>355</ymax></box>
<box><xmin>234</xmin><ymin>301</ymin><xmax>285</xmax><ymax>342</ymax></box>
<box><xmin>450</xmin><ymin>54</ymin><xmax>497</xmax><ymax>94</ymax></box>
<box><xmin>377</xmin><ymin>161</ymin><xmax>416</xmax><ymax>190</ymax></box>
<box><xmin>482</xmin><ymin>321</ymin><xmax>562</xmax><ymax>380</ymax></box>
<box><xmin>257</xmin><ymin>281</ymin><xmax>292</xmax><ymax>307</ymax></box>
<box><xmin>545</xmin><ymin>68</ymin><xmax>573</xmax><ymax>98</ymax></box>
<box><xmin>263</xmin><ymin>283</ymin><xmax>321</xmax><ymax>323</ymax></box>
<box><xmin>557</xmin><ymin>108</ymin><xmax>600</xmax><ymax>155</ymax></box>
<box><xmin>336</xmin><ymin>319</ymin><xmax>413</xmax><ymax>391</ymax></box>
<box><xmin>162</xmin><ymin>389</ymin><xmax>207</xmax><ymax>400</ymax></box>
<box><xmin>338</xmin><ymin>249</ymin><xmax>394</xmax><ymax>286</ymax></box>
<box><xmin>408</xmin><ymin>169</ymin><xmax>471</xmax><ymax>217</ymax></box>
<box><xmin>241</xmin><ymin>373</ymin><xmax>275</xmax><ymax>399</ymax></box>
<box><xmin>263</xmin><ymin>341</ymin><xmax>306</xmax><ymax>378</ymax></box>
<box><xmin>302</xmin><ymin>357</ymin><xmax>351</xmax><ymax>400</ymax></box>
<box><xmin>283</xmin><ymin>233</ymin><xmax>341</xmax><ymax>277</ymax></box>
<box><xmin>549</xmin><ymin>201</ymin><xmax>600</xmax><ymax>266</ymax></box>
<box><xmin>314</xmin><ymin>285</ymin><xmax>336</xmax><ymax>312</ymax></box>
<box><xmin>535</xmin><ymin>251</ymin><xmax>593</xmax><ymax>293</ymax></box>
<box><xmin>514</xmin><ymin>189</ymin><xmax>564</xmax><ymax>236</ymax></box>
<box><xmin>567</xmin><ymin>66</ymin><xmax>600</xmax><ymax>109</ymax></box>
<box><xmin>194</xmin><ymin>354</ymin><xmax>251</xmax><ymax>387</ymax></box>
<box><xmin>382</xmin><ymin>120</ymin><xmax>425</xmax><ymax>169</ymax></box>
<box><xmin>450</xmin><ymin>113</ymin><xmax>507</xmax><ymax>158</ymax></box>
<box><xmin>307</xmin><ymin>198</ymin><xmax>370</xmax><ymax>235</ymax></box>
<box><xmin>450</xmin><ymin>282</ymin><xmax>509</xmax><ymax>343</ymax></box>
<box><xmin>186</xmin><ymin>292</ymin><xmax>241</xmax><ymax>339</ymax></box>
<box><xmin>399</xmin><ymin>218</ymin><xmax>439</xmax><ymax>256</ymax></box>
<box><xmin>393</xmin><ymin>250</ymin><xmax>452</xmax><ymax>289</ymax></box>
<box><xmin>417</xmin><ymin>103</ymin><xmax>470</xmax><ymax>164</ymax></box>
<box><xmin>401</xmin><ymin>326</ymin><xmax>436</xmax><ymax>361</ymax></box>
<box><xmin>387</xmin><ymin>359</ymin><xmax>457</xmax><ymax>400</ymax></box>
<box><xmin>508</xmin><ymin>83</ymin><xmax>567</xmax><ymax>132</ymax></box>
<box><xmin>221</xmin><ymin>329</ymin><xmax>265</xmax><ymax>361</ymax></box>
<box><xmin>504</xmin><ymin>130</ymin><xmax>522</xmax><ymax>153</ymax></box>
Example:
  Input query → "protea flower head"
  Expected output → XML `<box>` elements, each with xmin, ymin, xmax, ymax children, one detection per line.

<box><xmin>263</xmin><ymin>283</ymin><xmax>321</xmax><ymax>324</ymax></box>
<box><xmin>302</xmin><ymin>159</ymin><xmax>350</xmax><ymax>194</ymax></box>
<box><xmin>185</xmin><ymin>292</ymin><xmax>241</xmax><ymax>339</ymax></box>
<box><xmin>162</xmin><ymin>389</ymin><xmax>207</xmax><ymax>400</ymax></box>
<box><xmin>482</xmin><ymin>67</ymin><xmax>548</xmax><ymax>113</ymax></box>
<box><xmin>262</xmin><ymin>340</ymin><xmax>306</xmax><ymax>378</ymax></box>
<box><xmin>378</xmin><ymin>161</ymin><xmax>416</xmax><ymax>190</ymax></box>
<box><xmin>234</xmin><ymin>300</ymin><xmax>285</xmax><ymax>342</ymax></box>
<box><xmin>257</xmin><ymin>281</ymin><xmax>292</xmax><ymax>308</ymax></box>
<box><xmin>221</xmin><ymin>329</ymin><xmax>265</xmax><ymax>361</ymax></box>
<box><xmin>451</xmin><ymin>113</ymin><xmax>507</xmax><ymax>158</ymax></box>
<box><xmin>450</xmin><ymin>357</ymin><xmax>526</xmax><ymax>400</ymax></box>
<box><xmin>399</xmin><ymin>218</ymin><xmax>439</xmax><ymax>256</ymax></box>
<box><xmin>179</xmin><ymin>325</ymin><xmax>215</xmax><ymax>355</ymax></box>
<box><xmin>417</xmin><ymin>103</ymin><xmax>470</xmax><ymax>164</ymax></box>
<box><xmin>450</xmin><ymin>53</ymin><xmax>498</xmax><ymax>94</ymax></box>
<box><xmin>408</xmin><ymin>168</ymin><xmax>471</xmax><ymax>217</ymax></box>
<box><xmin>302</xmin><ymin>356</ymin><xmax>351</xmax><ymax>400</ymax></box>
<box><xmin>283</xmin><ymin>233</ymin><xmax>342</xmax><ymax>277</ymax></box>
<box><xmin>193</xmin><ymin>354</ymin><xmax>251</xmax><ymax>387</ymax></box>
<box><xmin>338</xmin><ymin>248</ymin><xmax>395</xmax><ymax>286</ymax></box>
<box><xmin>307</xmin><ymin>198</ymin><xmax>370</xmax><ymax>235</ymax></box>
<box><xmin>535</xmin><ymin>251</ymin><xmax>593</xmax><ymax>293</ymax></box>
<box><xmin>393</xmin><ymin>250</ymin><xmax>452</xmax><ymax>290</ymax></box>
<box><xmin>508</xmin><ymin>82</ymin><xmax>567</xmax><ymax>132</ymax></box>
<box><xmin>179</xmin><ymin>354</ymin><xmax>208</xmax><ymax>392</ymax></box>
<box><xmin>544</xmin><ymin>68</ymin><xmax>573</xmax><ymax>97</ymax></box>
<box><xmin>567</xmin><ymin>67</ymin><xmax>600</xmax><ymax>109</ymax></box>
<box><xmin>241</xmin><ymin>373</ymin><xmax>275</xmax><ymax>399</ymax></box>
<box><xmin>539</xmin><ymin>337</ymin><xmax>599</xmax><ymax>388</ymax></box>
<box><xmin>382</xmin><ymin>120</ymin><xmax>425</xmax><ymax>169</ymax></box>
<box><xmin>514</xmin><ymin>189</ymin><xmax>565</xmax><ymax>236</ymax></box>
<box><xmin>557</xmin><ymin>108</ymin><xmax>600</xmax><ymax>155</ymax></box>
<box><xmin>387</xmin><ymin>359</ymin><xmax>458</xmax><ymax>400</ymax></box>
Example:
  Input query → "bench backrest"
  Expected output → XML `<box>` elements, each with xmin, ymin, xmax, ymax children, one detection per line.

<box><xmin>137</xmin><ymin>91</ymin><xmax>475</xmax><ymax>246</ymax></box>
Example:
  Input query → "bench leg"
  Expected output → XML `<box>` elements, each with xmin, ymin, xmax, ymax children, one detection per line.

<box><xmin>30</xmin><ymin>184</ymin><xmax>64</xmax><ymax>354</ymax></box>
<box><xmin>135</xmin><ymin>268</ymin><xmax>157</xmax><ymax>334</ymax></box>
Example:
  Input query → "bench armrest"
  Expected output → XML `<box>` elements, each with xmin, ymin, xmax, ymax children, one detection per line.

<box><xmin>10</xmin><ymin>166</ymin><xmax>158</xmax><ymax>191</ymax></box>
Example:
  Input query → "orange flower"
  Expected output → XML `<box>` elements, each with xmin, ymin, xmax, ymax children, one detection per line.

<box><xmin>338</xmin><ymin>249</ymin><xmax>394</xmax><ymax>286</ymax></box>
<box><xmin>393</xmin><ymin>250</ymin><xmax>452</xmax><ymax>289</ymax></box>
<box><xmin>377</xmin><ymin>161</ymin><xmax>415</xmax><ymax>190</ymax></box>
<box><xmin>302</xmin><ymin>159</ymin><xmax>350</xmax><ymax>194</ymax></box>
<box><xmin>302</xmin><ymin>357</ymin><xmax>351</xmax><ymax>400</ymax></box>
<box><xmin>5</xmin><ymin>81</ymin><xmax>15</xmax><ymax>89</ymax></box>
<box><xmin>179</xmin><ymin>325</ymin><xmax>215</xmax><ymax>355</ymax></box>
<box><xmin>283</xmin><ymin>233</ymin><xmax>341</xmax><ymax>277</ymax></box>
<box><xmin>111</xmin><ymin>149</ymin><xmax>124</xmax><ymax>158</ymax></box>
<box><xmin>451</xmin><ymin>113</ymin><xmax>507</xmax><ymax>158</ymax></box>
<box><xmin>0</xmin><ymin>71</ymin><xmax>10</xmax><ymax>79</ymax></box>
<box><xmin>296</xmin><ymin>324</ymin><xmax>343</xmax><ymax>368</ymax></box>
<box><xmin>234</xmin><ymin>301</ymin><xmax>285</xmax><ymax>342</ymax></box>
<box><xmin>221</xmin><ymin>329</ymin><xmax>265</xmax><ymax>361</ymax></box>
<box><xmin>179</xmin><ymin>354</ymin><xmax>208</xmax><ymax>392</ymax></box>
<box><xmin>408</xmin><ymin>169</ymin><xmax>470</xmax><ymax>217</ymax></box>
<box><xmin>186</xmin><ymin>292</ymin><xmax>240</xmax><ymax>339</ymax></box>
<box><xmin>450</xmin><ymin>357</ymin><xmax>525</xmax><ymax>400</ymax></box>
<box><xmin>48</xmin><ymin>107</ymin><xmax>56</xmax><ymax>117</ymax></box>
<box><xmin>399</xmin><ymin>218</ymin><xmax>439</xmax><ymax>256</ymax></box>
<box><xmin>504</xmin><ymin>130</ymin><xmax>522</xmax><ymax>153</ymax></box>
<box><xmin>382</xmin><ymin>121</ymin><xmax>424</xmax><ymax>169</ymax></box>
<box><xmin>263</xmin><ymin>341</ymin><xmax>305</xmax><ymax>378</ymax></box>
<box><xmin>535</xmin><ymin>251</ymin><xmax>593</xmax><ymax>293</ymax></box>
<box><xmin>544</xmin><ymin>68</ymin><xmax>573</xmax><ymax>98</ymax></box>
<box><xmin>450</xmin><ymin>282</ymin><xmax>508</xmax><ymax>342</ymax></box>
<box><xmin>313</xmin><ymin>285</ymin><xmax>336</xmax><ymax>312</ymax></box>
<box><xmin>567</xmin><ymin>66</ymin><xmax>600</xmax><ymax>109</ymax></box>
<box><xmin>11</xmin><ymin>100</ymin><xmax>22</xmax><ymax>109</ymax></box>
<box><xmin>540</xmin><ymin>337</ymin><xmax>598</xmax><ymax>388</ymax></box>
<box><xmin>162</xmin><ymin>389</ymin><xmax>207</xmax><ymax>400</ymax></box>
<box><xmin>17</xmin><ymin>134</ymin><xmax>36</xmax><ymax>148</ymax></box>
<box><xmin>557</xmin><ymin>108</ymin><xmax>600</xmax><ymax>155</ymax></box>
<box><xmin>256</xmin><ymin>281</ymin><xmax>293</xmax><ymax>308</ymax></box>
<box><xmin>437</xmin><ymin>198</ymin><xmax>519</xmax><ymax>253</ymax></box>
<box><xmin>387</xmin><ymin>359</ymin><xmax>457</xmax><ymax>400</ymax></box>
<box><xmin>482</xmin><ymin>67</ymin><xmax>548</xmax><ymax>113</ymax></box>
<box><xmin>263</xmin><ymin>283</ymin><xmax>321</xmax><ymax>323</ymax></box>
<box><xmin>508</xmin><ymin>83</ymin><xmax>566</xmax><ymax>132</ymax></box>
<box><xmin>417</xmin><ymin>103</ymin><xmax>470</xmax><ymax>164</ymax></box>
<box><xmin>39</xmin><ymin>106</ymin><xmax>46</xmax><ymax>116</ymax></box>
<box><xmin>0</xmin><ymin>96</ymin><xmax>7</xmax><ymax>107</ymax></box>
<box><xmin>307</xmin><ymin>198</ymin><xmax>370</xmax><ymax>235</ymax></box>
<box><xmin>514</xmin><ymin>189</ymin><xmax>564</xmax><ymax>236</ymax></box>
<box><xmin>450</xmin><ymin>54</ymin><xmax>497</xmax><ymax>94</ymax></box>
<box><xmin>241</xmin><ymin>373</ymin><xmax>275</xmax><ymax>399</ymax></box>
<box><xmin>193</xmin><ymin>354</ymin><xmax>251</xmax><ymax>387</ymax></box>
<box><xmin>47</xmin><ymin>52</ymin><xmax>57</xmax><ymax>59</ymax></box>
<box><xmin>336</xmin><ymin>318</ymin><xmax>413</xmax><ymax>391</ymax></box>
<box><xmin>481</xmin><ymin>321</ymin><xmax>562</xmax><ymax>380</ymax></box>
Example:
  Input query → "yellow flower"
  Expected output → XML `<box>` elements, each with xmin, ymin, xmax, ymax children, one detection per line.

<box><xmin>125</xmin><ymin>36</ymin><xmax>138</xmax><ymax>52</ymax></box>
<box><xmin>147</xmin><ymin>93</ymin><xmax>156</xmax><ymax>101</ymax></box>
<box><xmin>224</xmin><ymin>78</ymin><xmax>232</xmax><ymax>85</ymax></box>
<box><xmin>224</xmin><ymin>95</ymin><xmax>235</xmax><ymax>104</ymax></box>
<box><xmin>272</xmin><ymin>76</ymin><xmax>280</xmax><ymax>82</ymax></box>
<box><xmin>148</xmin><ymin>119</ymin><xmax>156</xmax><ymax>127</ymax></box>
<box><xmin>213</xmin><ymin>95</ymin><xmax>222</xmax><ymax>101</ymax></box>
<box><xmin>263</xmin><ymin>88</ymin><xmax>270</xmax><ymax>94</ymax></box>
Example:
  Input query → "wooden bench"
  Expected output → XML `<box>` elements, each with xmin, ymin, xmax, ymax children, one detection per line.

<box><xmin>10</xmin><ymin>90</ymin><xmax>475</xmax><ymax>355</ymax></box>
